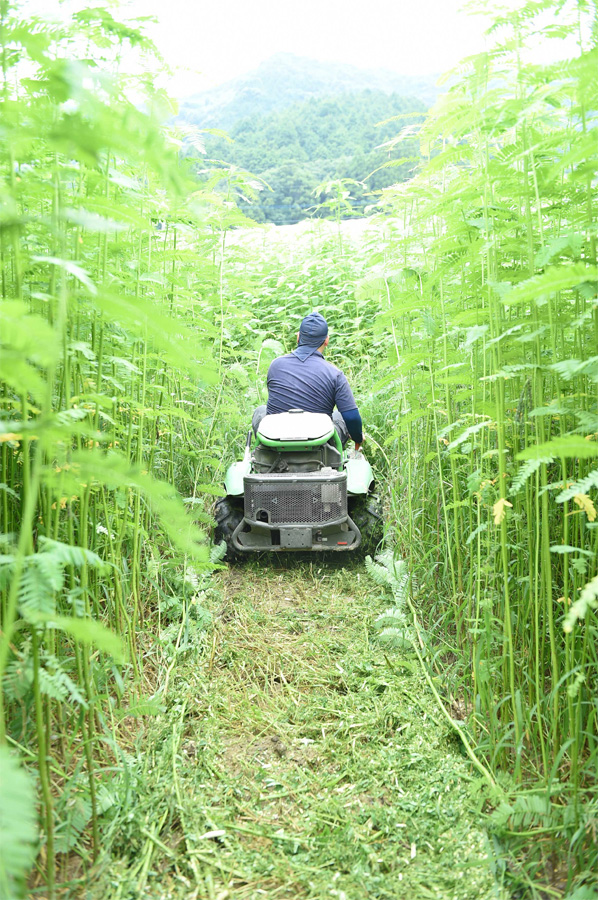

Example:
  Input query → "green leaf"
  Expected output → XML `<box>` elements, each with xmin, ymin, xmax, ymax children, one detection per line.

<box><xmin>66</xmin><ymin>450</ymin><xmax>209</xmax><ymax>565</ymax></box>
<box><xmin>43</xmin><ymin>614</ymin><xmax>125</xmax><ymax>662</ymax></box>
<box><xmin>260</xmin><ymin>338</ymin><xmax>285</xmax><ymax>356</ymax></box>
<box><xmin>0</xmin><ymin>301</ymin><xmax>58</xmax><ymax>367</ymax></box>
<box><xmin>386</xmin><ymin>408</ymin><xmax>428</xmax><ymax>437</ymax></box>
<box><xmin>503</xmin><ymin>265</ymin><xmax>598</xmax><ymax>307</ymax></box>
<box><xmin>447</xmin><ymin>420</ymin><xmax>493</xmax><ymax>451</ymax></box>
<box><xmin>510</xmin><ymin>457</ymin><xmax>553</xmax><ymax>494</ymax></box>
<box><xmin>466</xmin><ymin>523</ymin><xmax>488</xmax><ymax>545</ymax></box>
<box><xmin>517</xmin><ymin>437</ymin><xmax>598</xmax><ymax>461</ymax></box>
<box><xmin>92</xmin><ymin>291</ymin><xmax>218</xmax><ymax>382</ymax></box>
<box><xmin>534</xmin><ymin>233</ymin><xmax>584</xmax><ymax>268</ymax></box>
<box><xmin>227</xmin><ymin>362</ymin><xmax>249</xmax><ymax>385</ymax></box>
<box><xmin>39</xmin><ymin>659</ymin><xmax>88</xmax><ymax>708</ymax></box>
<box><xmin>556</xmin><ymin>469</ymin><xmax>598</xmax><ymax>503</ymax></box>
<box><xmin>445</xmin><ymin>499</ymin><xmax>469</xmax><ymax>510</ymax></box>
<box><xmin>193</xmin><ymin>484</ymin><xmax>226</xmax><ymax>497</ymax></box>
<box><xmin>463</xmin><ymin>324</ymin><xmax>489</xmax><ymax>348</ymax></box>
<box><xmin>32</xmin><ymin>255</ymin><xmax>98</xmax><ymax>295</ymax></box>
<box><xmin>54</xmin><ymin>794</ymin><xmax>92</xmax><ymax>854</ymax></box>
<box><xmin>113</xmin><ymin>697</ymin><xmax>166</xmax><ymax>719</ymax></box>
<box><xmin>18</xmin><ymin>555</ymin><xmax>63</xmax><ymax>620</ymax></box>
<box><xmin>529</xmin><ymin>405</ymin><xmax>571</xmax><ymax>417</ymax></box>
<box><xmin>481</xmin><ymin>364</ymin><xmax>538</xmax><ymax>382</ymax></box>
<box><xmin>63</xmin><ymin>207</ymin><xmax>128</xmax><ymax>233</ymax></box>
<box><xmin>563</xmin><ymin>886</ymin><xmax>598</xmax><ymax>900</ymax></box>
<box><xmin>0</xmin><ymin>748</ymin><xmax>37</xmax><ymax>899</ymax></box>
<box><xmin>550</xmin><ymin>545</ymin><xmax>594</xmax><ymax>557</ymax></box>
<box><xmin>564</xmin><ymin>575</ymin><xmax>598</xmax><ymax>632</ymax></box>
<box><xmin>0</xmin><ymin>302</ymin><xmax>60</xmax><ymax>399</ymax></box>
<box><xmin>38</xmin><ymin>537</ymin><xmax>107</xmax><ymax>571</ymax></box>
<box><xmin>550</xmin><ymin>356</ymin><xmax>598</xmax><ymax>383</ymax></box>
<box><xmin>0</xmin><ymin>483</ymin><xmax>18</xmax><ymax>500</ymax></box>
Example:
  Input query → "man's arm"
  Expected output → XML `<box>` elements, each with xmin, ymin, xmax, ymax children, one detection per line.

<box><xmin>334</xmin><ymin>370</ymin><xmax>363</xmax><ymax>449</ymax></box>
<box><xmin>341</xmin><ymin>408</ymin><xmax>363</xmax><ymax>449</ymax></box>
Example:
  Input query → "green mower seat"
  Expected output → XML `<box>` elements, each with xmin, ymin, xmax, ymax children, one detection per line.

<box><xmin>256</xmin><ymin>410</ymin><xmax>342</xmax><ymax>453</ymax></box>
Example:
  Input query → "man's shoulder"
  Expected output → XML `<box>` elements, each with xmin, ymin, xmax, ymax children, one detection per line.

<box><xmin>267</xmin><ymin>353</ymin><xmax>296</xmax><ymax>378</ymax></box>
<box><xmin>269</xmin><ymin>352</ymin><xmax>345</xmax><ymax>379</ymax></box>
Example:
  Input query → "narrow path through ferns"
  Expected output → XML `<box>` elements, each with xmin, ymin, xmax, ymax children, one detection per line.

<box><xmin>87</xmin><ymin>565</ymin><xmax>499</xmax><ymax>900</ymax></box>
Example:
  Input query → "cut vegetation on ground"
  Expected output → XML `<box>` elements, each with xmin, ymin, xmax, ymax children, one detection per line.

<box><xmin>98</xmin><ymin>565</ymin><xmax>498</xmax><ymax>900</ymax></box>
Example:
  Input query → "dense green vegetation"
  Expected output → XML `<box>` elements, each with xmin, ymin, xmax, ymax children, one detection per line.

<box><xmin>197</xmin><ymin>90</ymin><xmax>424</xmax><ymax>224</ymax></box>
<box><xmin>1</xmin><ymin>0</ymin><xmax>598</xmax><ymax>898</ymax></box>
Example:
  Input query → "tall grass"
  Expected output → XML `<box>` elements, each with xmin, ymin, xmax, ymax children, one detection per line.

<box><xmin>0</xmin><ymin>4</ymin><xmax>255</xmax><ymax>894</ymax></box>
<box><xmin>365</xmin><ymin>0</ymin><xmax>598</xmax><ymax>885</ymax></box>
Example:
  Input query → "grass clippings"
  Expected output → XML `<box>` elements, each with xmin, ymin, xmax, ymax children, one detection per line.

<box><xmin>84</xmin><ymin>563</ymin><xmax>504</xmax><ymax>900</ymax></box>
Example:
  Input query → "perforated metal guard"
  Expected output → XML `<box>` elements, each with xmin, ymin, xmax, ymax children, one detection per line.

<box><xmin>244</xmin><ymin>473</ymin><xmax>347</xmax><ymax>526</ymax></box>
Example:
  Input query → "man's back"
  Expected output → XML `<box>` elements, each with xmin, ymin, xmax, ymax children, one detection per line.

<box><xmin>266</xmin><ymin>351</ymin><xmax>357</xmax><ymax>416</ymax></box>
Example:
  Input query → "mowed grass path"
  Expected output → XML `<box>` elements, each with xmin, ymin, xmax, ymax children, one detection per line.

<box><xmin>103</xmin><ymin>564</ymin><xmax>501</xmax><ymax>900</ymax></box>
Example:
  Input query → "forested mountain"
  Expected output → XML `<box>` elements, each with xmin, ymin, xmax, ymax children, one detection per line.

<box><xmin>178</xmin><ymin>52</ymin><xmax>437</xmax><ymax>129</ymax></box>
<box><xmin>177</xmin><ymin>55</ymin><xmax>431</xmax><ymax>225</ymax></box>
<box><xmin>192</xmin><ymin>89</ymin><xmax>426</xmax><ymax>224</ymax></box>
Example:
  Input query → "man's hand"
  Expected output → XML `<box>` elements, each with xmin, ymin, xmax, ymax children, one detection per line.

<box><xmin>355</xmin><ymin>430</ymin><xmax>367</xmax><ymax>452</ymax></box>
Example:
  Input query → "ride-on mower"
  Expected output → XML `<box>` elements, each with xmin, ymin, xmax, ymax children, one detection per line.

<box><xmin>214</xmin><ymin>409</ymin><xmax>382</xmax><ymax>559</ymax></box>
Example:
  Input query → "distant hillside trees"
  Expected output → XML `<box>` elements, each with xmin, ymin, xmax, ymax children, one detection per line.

<box><xmin>191</xmin><ymin>90</ymin><xmax>425</xmax><ymax>224</ymax></box>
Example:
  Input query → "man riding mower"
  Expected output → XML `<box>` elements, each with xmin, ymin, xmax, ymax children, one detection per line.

<box><xmin>214</xmin><ymin>312</ymin><xmax>382</xmax><ymax>557</ymax></box>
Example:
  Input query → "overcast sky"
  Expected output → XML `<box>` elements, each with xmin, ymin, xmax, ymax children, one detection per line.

<box><xmin>123</xmin><ymin>0</ymin><xmax>492</xmax><ymax>98</ymax></box>
<box><xmin>30</xmin><ymin>0</ymin><xmax>580</xmax><ymax>101</ymax></box>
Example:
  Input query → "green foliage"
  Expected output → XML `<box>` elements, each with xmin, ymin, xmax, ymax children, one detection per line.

<box><xmin>43</xmin><ymin>614</ymin><xmax>125</xmax><ymax>662</ymax></box>
<box><xmin>366</xmin><ymin>550</ymin><xmax>409</xmax><ymax>601</ymax></box>
<box><xmin>490</xmin><ymin>794</ymin><xmax>553</xmax><ymax>831</ymax></box>
<box><xmin>565</xmin><ymin>575</ymin><xmax>598</xmax><ymax>631</ymax></box>
<box><xmin>0</xmin><ymin>1</ymin><xmax>225</xmax><ymax>891</ymax></box>
<box><xmin>369</xmin><ymin>553</ymin><xmax>413</xmax><ymax>650</ymax></box>
<box><xmin>361</xmin><ymin>0</ymin><xmax>598</xmax><ymax>890</ymax></box>
<box><xmin>0</xmin><ymin>748</ymin><xmax>37</xmax><ymax>899</ymax></box>
<box><xmin>557</xmin><ymin>468</ymin><xmax>598</xmax><ymax>502</ymax></box>
<box><xmin>67</xmin><ymin>450</ymin><xmax>209</xmax><ymax>563</ymax></box>
<box><xmin>38</xmin><ymin>653</ymin><xmax>88</xmax><ymax>708</ymax></box>
<box><xmin>509</xmin><ymin>457</ymin><xmax>553</xmax><ymax>494</ymax></box>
